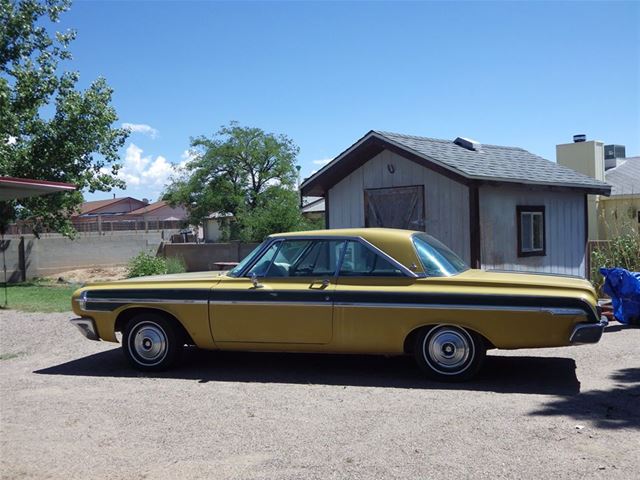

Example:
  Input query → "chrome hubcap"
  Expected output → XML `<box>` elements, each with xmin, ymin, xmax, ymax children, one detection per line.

<box><xmin>426</xmin><ymin>328</ymin><xmax>472</xmax><ymax>374</ymax></box>
<box><xmin>132</xmin><ymin>323</ymin><xmax>167</xmax><ymax>364</ymax></box>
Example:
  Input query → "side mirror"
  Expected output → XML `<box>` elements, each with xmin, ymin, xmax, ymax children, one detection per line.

<box><xmin>250</xmin><ymin>272</ymin><xmax>263</xmax><ymax>289</ymax></box>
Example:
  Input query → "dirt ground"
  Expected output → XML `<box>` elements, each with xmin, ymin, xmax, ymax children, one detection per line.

<box><xmin>45</xmin><ymin>266</ymin><xmax>128</xmax><ymax>284</ymax></box>
<box><xmin>1</xmin><ymin>310</ymin><xmax>638</xmax><ymax>480</ymax></box>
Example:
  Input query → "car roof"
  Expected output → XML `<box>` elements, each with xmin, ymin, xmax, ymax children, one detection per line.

<box><xmin>269</xmin><ymin>228</ymin><xmax>424</xmax><ymax>273</ymax></box>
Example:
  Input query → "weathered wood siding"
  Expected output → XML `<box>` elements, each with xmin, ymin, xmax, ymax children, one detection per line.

<box><xmin>479</xmin><ymin>185</ymin><xmax>586</xmax><ymax>276</ymax></box>
<box><xmin>328</xmin><ymin>149</ymin><xmax>471</xmax><ymax>263</ymax></box>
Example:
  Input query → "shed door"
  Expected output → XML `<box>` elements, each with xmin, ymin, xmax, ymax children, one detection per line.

<box><xmin>364</xmin><ymin>185</ymin><xmax>425</xmax><ymax>231</ymax></box>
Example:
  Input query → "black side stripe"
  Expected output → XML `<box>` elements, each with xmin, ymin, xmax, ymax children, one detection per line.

<box><xmin>83</xmin><ymin>288</ymin><xmax>597</xmax><ymax>322</ymax></box>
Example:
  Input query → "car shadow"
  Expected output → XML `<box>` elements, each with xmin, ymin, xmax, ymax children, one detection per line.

<box><xmin>604</xmin><ymin>322</ymin><xmax>639</xmax><ymax>333</ymax></box>
<box><xmin>531</xmin><ymin>367</ymin><xmax>640</xmax><ymax>430</ymax></box>
<box><xmin>34</xmin><ymin>348</ymin><xmax>581</xmax><ymax>396</ymax></box>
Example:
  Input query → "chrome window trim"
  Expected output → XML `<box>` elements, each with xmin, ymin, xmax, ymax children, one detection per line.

<box><xmin>227</xmin><ymin>240</ymin><xmax>275</xmax><ymax>278</ymax></box>
<box><xmin>241</xmin><ymin>239</ymin><xmax>284</xmax><ymax>278</ymax></box>
<box><xmin>353</xmin><ymin>237</ymin><xmax>418</xmax><ymax>278</ymax></box>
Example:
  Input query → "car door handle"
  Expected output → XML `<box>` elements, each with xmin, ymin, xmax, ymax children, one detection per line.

<box><xmin>309</xmin><ymin>278</ymin><xmax>330</xmax><ymax>289</ymax></box>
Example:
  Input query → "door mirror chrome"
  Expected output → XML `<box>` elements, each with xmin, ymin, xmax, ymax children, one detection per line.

<box><xmin>250</xmin><ymin>272</ymin><xmax>263</xmax><ymax>289</ymax></box>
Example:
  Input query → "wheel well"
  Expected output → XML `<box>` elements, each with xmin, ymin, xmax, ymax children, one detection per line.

<box><xmin>403</xmin><ymin>324</ymin><xmax>495</xmax><ymax>354</ymax></box>
<box><xmin>115</xmin><ymin>308</ymin><xmax>195</xmax><ymax>345</ymax></box>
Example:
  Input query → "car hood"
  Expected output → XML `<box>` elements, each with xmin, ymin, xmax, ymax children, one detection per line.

<box><xmin>85</xmin><ymin>270</ymin><xmax>228</xmax><ymax>288</ymax></box>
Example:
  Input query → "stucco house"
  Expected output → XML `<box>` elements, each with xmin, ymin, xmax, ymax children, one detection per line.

<box><xmin>300</xmin><ymin>130</ymin><xmax>611</xmax><ymax>277</ymax></box>
<box><xmin>557</xmin><ymin>138</ymin><xmax>639</xmax><ymax>240</ymax></box>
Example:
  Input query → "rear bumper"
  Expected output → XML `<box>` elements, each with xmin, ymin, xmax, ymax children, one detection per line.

<box><xmin>70</xmin><ymin>317</ymin><xmax>100</xmax><ymax>341</ymax></box>
<box><xmin>569</xmin><ymin>316</ymin><xmax>608</xmax><ymax>345</ymax></box>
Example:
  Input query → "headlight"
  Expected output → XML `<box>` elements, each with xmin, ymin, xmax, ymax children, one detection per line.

<box><xmin>78</xmin><ymin>291</ymin><xmax>88</xmax><ymax>310</ymax></box>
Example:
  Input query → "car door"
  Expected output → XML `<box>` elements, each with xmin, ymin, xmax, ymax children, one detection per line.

<box><xmin>210</xmin><ymin>238</ymin><xmax>346</xmax><ymax>344</ymax></box>
<box><xmin>333</xmin><ymin>240</ymin><xmax>418</xmax><ymax>353</ymax></box>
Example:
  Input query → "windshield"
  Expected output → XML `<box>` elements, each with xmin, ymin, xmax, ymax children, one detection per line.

<box><xmin>227</xmin><ymin>241</ymin><xmax>267</xmax><ymax>277</ymax></box>
<box><xmin>412</xmin><ymin>233</ymin><xmax>469</xmax><ymax>277</ymax></box>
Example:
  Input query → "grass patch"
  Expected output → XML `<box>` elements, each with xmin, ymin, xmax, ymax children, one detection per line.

<box><xmin>0</xmin><ymin>281</ymin><xmax>78</xmax><ymax>313</ymax></box>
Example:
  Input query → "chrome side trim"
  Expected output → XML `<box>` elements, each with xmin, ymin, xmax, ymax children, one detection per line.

<box><xmin>81</xmin><ymin>298</ymin><xmax>208</xmax><ymax>305</ymax></box>
<box><xmin>211</xmin><ymin>301</ymin><xmax>331</xmax><ymax>307</ymax></box>
<box><xmin>70</xmin><ymin>317</ymin><xmax>100</xmax><ymax>341</ymax></box>
<box><xmin>334</xmin><ymin>303</ymin><xmax>588</xmax><ymax>315</ymax></box>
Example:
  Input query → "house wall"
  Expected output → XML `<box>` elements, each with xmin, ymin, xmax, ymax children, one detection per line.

<box><xmin>479</xmin><ymin>185</ymin><xmax>586</xmax><ymax>276</ymax></box>
<box><xmin>597</xmin><ymin>195</ymin><xmax>640</xmax><ymax>240</ymax></box>
<box><xmin>328</xmin><ymin>149</ymin><xmax>471</xmax><ymax>263</ymax></box>
<box><xmin>556</xmin><ymin>140</ymin><xmax>604</xmax><ymax>241</ymax></box>
<box><xmin>204</xmin><ymin>219</ymin><xmax>224</xmax><ymax>242</ymax></box>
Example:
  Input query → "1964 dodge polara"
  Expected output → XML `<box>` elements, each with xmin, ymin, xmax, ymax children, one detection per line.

<box><xmin>71</xmin><ymin>228</ymin><xmax>607</xmax><ymax>381</ymax></box>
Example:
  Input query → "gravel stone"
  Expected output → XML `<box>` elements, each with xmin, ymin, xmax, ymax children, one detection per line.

<box><xmin>1</xmin><ymin>310</ymin><xmax>638</xmax><ymax>479</ymax></box>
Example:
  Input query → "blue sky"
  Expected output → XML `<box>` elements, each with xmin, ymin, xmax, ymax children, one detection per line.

<box><xmin>59</xmin><ymin>0</ymin><xmax>640</xmax><ymax>202</ymax></box>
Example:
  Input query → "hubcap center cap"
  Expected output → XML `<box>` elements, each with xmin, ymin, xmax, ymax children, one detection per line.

<box><xmin>442</xmin><ymin>342</ymin><xmax>455</xmax><ymax>357</ymax></box>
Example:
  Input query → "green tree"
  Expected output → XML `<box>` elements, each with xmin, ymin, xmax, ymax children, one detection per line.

<box><xmin>164</xmin><ymin>122</ymin><xmax>312</xmax><ymax>241</ymax></box>
<box><xmin>0</xmin><ymin>0</ymin><xmax>128</xmax><ymax>236</ymax></box>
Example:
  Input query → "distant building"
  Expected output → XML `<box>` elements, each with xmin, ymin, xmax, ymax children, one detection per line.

<box><xmin>73</xmin><ymin>196</ymin><xmax>147</xmax><ymax>223</ymax></box>
<box><xmin>301</xmin><ymin>196</ymin><xmax>325</xmax><ymax>221</ymax></box>
<box><xmin>557</xmin><ymin>137</ymin><xmax>639</xmax><ymax>240</ymax></box>
<box><xmin>126</xmin><ymin>200</ymin><xmax>188</xmax><ymax>223</ymax></box>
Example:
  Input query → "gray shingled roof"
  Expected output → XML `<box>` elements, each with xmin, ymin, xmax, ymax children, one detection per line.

<box><xmin>375</xmin><ymin>131</ymin><xmax>611</xmax><ymax>192</ymax></box>
<box><xmin>605</xmin><ymin>156</ymin><xmax>640</xmax><ymax>196</ymax></box>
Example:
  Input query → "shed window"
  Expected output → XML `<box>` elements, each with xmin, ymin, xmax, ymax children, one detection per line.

<box><xmin>364</xmin><ymin>185</ymin><xmax>425</xmax><ymax>231</ymax></box>
<box><xmin>517</xmin><ymin>206</ymin><xmax>545</xmax><ymax>257</ymax></box>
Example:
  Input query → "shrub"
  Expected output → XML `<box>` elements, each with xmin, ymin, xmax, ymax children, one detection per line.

<box><xmin>127</xmin><ymin>252</ymin><xmax>186</xmax><ymax>278</ymax></box>
<box><xmin>590</xmin><ymin>233</ymin><xmax>640</xmax><ymax>293</ymax></box>
<box><xmin>165</xmin><ymin>256</ymin><xmax>187</xmax><ymax>274</ymax></box>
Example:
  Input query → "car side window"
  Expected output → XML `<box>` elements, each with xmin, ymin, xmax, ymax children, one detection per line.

<box><xmin>289</xmin><ymin>240</ymin><xmax>345</xmax><ymax>277</ymax></box>
<box><xmin>246</xmin><ymin>241</ymin><xmax>281</xmax><ymax>277</ymax></box>
<box><xmin>258</xmin><ymin>239</ymin><xmax>345</xmax><ymax>277</ymax></box>
<box><xmin>264</xmin><ymin>240</ymin><xmax>311</xmax><ymax>277</ymax></box>
<box><xmin>339</xmin><ymin>241</ymin><xmax>404</xmax><ymax>277</ymax></box>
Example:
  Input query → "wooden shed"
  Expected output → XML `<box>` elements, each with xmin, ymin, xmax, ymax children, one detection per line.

<box><xmin>300</xmin><ymin>131</ymin><xmax>611</xmax><ymax>277</ymax></box>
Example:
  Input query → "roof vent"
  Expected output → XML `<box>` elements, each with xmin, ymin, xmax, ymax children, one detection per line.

<box><xmin>454</xmin><ymin>137</ymin><xmax>481</xmax><ymax>151</ymax></box>
<box><xmin>573</xmin><ymin>134</ymin><xmax>586</xmax><ymax>143</ymax></box>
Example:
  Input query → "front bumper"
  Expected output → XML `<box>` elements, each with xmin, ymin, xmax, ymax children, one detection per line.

<box><xmin>569</xmin><ymin>316</ymin><xmax>608</xmax><ymax>345</ymax></box>
<box><xmin>70</xmin><ymin>317</ymin><xmax>100</xmax><ymax>341</ymax></box>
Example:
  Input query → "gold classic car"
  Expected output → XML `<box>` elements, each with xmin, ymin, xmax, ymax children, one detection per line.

<box><xmin>70</xmin><ymin>228</ymin><xmax>607</xmax><ymax>381</ymax></box>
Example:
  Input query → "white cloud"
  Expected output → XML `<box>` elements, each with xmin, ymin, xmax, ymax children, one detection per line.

<box><xmin>312</xmin><ymin>157</ymin><xmax>333</xmax><ymax>166</ymax></box>
<box><xmin>122</xmin><ymin>123</ymin><xmax>159</xmax><ymax>139</ymax></box>
<box><xmin>116</xmin><ymin>143</ymin><xmax>174</xmax><ymax>188</ymax></box>
<box><xmin>177</xmin><ymin>149</ymin><xmax>198</xmax><ymax>170</ymax></box>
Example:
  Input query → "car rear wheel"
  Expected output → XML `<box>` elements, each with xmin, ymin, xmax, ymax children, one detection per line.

<box><xmin>414</xmin><ymin>325</ymin><xmax>486</xmax><ymax>382</ymax></box>
<box><xmin>123</xmin><ymin>313</ymin><xmax>182</xmax><ymax>372</ymax></box>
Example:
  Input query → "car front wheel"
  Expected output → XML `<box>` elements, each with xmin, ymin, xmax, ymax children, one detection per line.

<box><xmin>414</xmin><ymin>325</ymin><xmax>486</xmax><ymax>382</ymax></box>
<box><xmin>123</xmin><ymin>313</ymin><xmax>181</xmax><ymax>372</ymax></box>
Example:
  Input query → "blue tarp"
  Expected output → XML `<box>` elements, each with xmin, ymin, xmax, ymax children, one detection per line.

<box><xmin>600</xmin><ymin>268</ymin><xmax>640</xmax><ymax>325</ymax></box>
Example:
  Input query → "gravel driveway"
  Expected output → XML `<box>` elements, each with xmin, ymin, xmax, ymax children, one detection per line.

<box><xmin>1</xmin><ymin>310</ymin><xmax>638</xmax><ymax>479</ymax></box>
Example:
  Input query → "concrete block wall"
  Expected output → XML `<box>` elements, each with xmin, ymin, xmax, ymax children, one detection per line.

<box><xmin>163</xmin><ymin>242</ymin><xmax>260</xmax><ymax>271</ymax></box>
<box><xmin>1</xmin><ymin>231</ymin><xmax>176</xmax><ymax>282</ymax></box>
